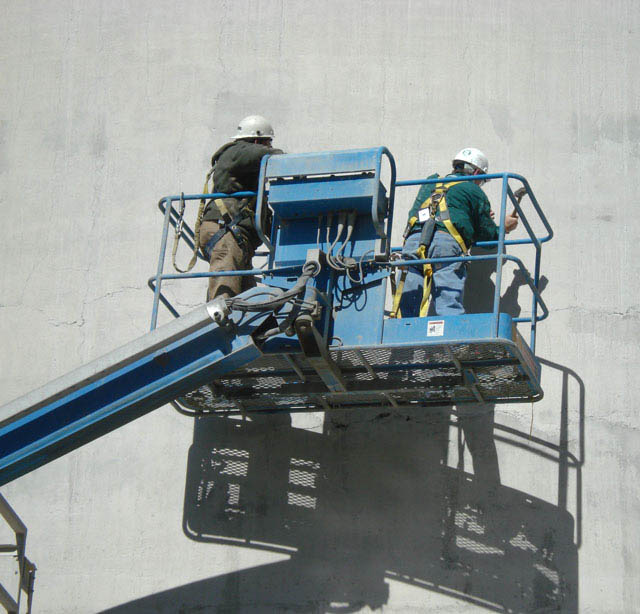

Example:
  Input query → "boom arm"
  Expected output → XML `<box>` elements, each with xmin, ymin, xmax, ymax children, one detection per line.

<box><xmin>0</xmin><ymin>303</ymin><xmax>272</xmax><ymax>486</ymax></box>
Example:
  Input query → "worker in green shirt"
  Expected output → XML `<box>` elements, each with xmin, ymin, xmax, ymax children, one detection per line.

<box><xmin>395</xmin><ymin>148</ymin><xmax>519</xmax><ymax>317</ymax></box>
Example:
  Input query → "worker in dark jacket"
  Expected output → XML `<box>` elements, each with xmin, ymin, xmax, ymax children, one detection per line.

<box><xmin>199</xmin><ymin>115</ymin><xmax>283</xmax><ymax>300</ymax></box>
<box><xmin>395</xmin><ymin>148</ymin><xmax>519</xmax><ymax>317</ymax></box>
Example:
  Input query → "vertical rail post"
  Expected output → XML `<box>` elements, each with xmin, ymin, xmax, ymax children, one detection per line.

<box><xmin>529</xmin><ymin>243</ymin><xmax>542</xmax><ymax>352</ymax></box>
<box><xmin>151</xmin><ymin>196</ymin><xmax>174</xmax><ymax>330</ymax></box>
<box><xmin>254</xmin><ymin>156</ymin><xmax>274</xmax><ymax>257</ymax></box>
<box><xmin>492</xmin><ymin>175</ymin><xmax>509</xmax><ymax>336</ymax></box>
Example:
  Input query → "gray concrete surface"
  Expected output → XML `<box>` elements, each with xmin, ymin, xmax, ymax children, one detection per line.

<box><xmin>1</xmin><ymin>0</ymin><xmax>638</xmax><ymax>611</ymax></box>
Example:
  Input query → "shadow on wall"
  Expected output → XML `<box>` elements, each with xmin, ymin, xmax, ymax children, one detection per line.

<box><xmin>463</xmin><ymin>245</ymin><xmax>549</xmax><ymax>317</ymax></box>
<box><xmin>102</xmin><ymin>252</ymin><xmax>582</xmax><ymax>614</ymax></box>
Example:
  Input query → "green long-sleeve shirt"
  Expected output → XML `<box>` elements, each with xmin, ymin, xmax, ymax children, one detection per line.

<box><xmin>407</xmin><ymin>173</ymin><xmax>499</xmax><ymax>248</ymax></box>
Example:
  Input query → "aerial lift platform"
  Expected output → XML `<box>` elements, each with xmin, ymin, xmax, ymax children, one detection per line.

<box><xmin>166</xmin><ymin>147</ymin><xmax>551</xmax><ymax>414</ymax></box>
<box><xmin>0</xmin><ymin>147</ymin><xmax>551</xmax><ymax>488</ymax></box>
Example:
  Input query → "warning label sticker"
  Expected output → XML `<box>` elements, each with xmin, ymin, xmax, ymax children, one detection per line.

<box><xmin>427</xmin><ymin>320</ymin><xmax>445</xmax><ymax>336</ymax></box>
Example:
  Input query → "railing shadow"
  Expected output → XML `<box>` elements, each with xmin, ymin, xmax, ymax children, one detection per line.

<box><xmin>102</xmin><ymin>241</ymin><xmax>583</xmax><ymax>614</ymax></box>
<box><xmin>464</xmin><ymin>245</ymin><xmax>548</xmax><ymax>318</ymax></box>
<box><xmin>102</xmin><ymin>396</ymin><xmax>581</xmax><ymax>613</ymax></box>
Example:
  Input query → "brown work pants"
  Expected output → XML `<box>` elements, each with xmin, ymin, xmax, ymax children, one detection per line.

<box><xmin>199</xmin><ymin>221</ymin><xmax>257</xmax><ymax>301</ymax></box>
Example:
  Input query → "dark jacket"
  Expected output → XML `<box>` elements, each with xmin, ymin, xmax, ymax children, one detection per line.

<box><xmin>202</xmin><ymin>140</ymin><xmax>282</xmax><ymax>233</ymax></box>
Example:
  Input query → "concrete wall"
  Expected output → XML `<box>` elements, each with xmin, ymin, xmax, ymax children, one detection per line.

<box><xmin>1</xmin><ymin>0</ymin><xmax>638</xmax><ymax>611</ymax></box>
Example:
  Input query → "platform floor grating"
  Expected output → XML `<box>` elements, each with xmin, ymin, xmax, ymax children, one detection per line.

<box><xmin>177</xmin><ymin>339</ymin><xmax>540</xmax><ymax>414</ymax></box>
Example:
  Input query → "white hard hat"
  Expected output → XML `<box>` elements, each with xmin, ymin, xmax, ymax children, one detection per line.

<box><xmin>452</xmin><ymin>147</ymin><xmax>489</xmax><ymax>174</ymax></box>
<box><xmin>232</xmin><ymin>115</ymin><xmax>275</xmax><ymax>140</ymax></box>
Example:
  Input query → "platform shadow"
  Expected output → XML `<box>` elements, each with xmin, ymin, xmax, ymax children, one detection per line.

<box><xmin>102</xmin><ymin>401</ymin><xmax>579</xmax><ymax>613</ymax></box>
<box><xmin>103</xmin><ymin>246</ymin><xmax>580</xmax><ymax>613</ymax></box>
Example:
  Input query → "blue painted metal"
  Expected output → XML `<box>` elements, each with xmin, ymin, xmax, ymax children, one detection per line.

<box><xmin>166</xmin><ymin>151</ymin><xmax>551</xmax><ymax>416</ymax></box>
<box><xmin>0</xmin><ymin>146</ymin><xmax>552</xmax><ymax>484</ymax></box>
<box><xmin>169</xmin><ymin>148</ymin><xmax>551</xmax><ymax>415</ymax></box>
<box><xmin>267</xmin><ymin>175</ymin><xmax>387</xmax><ymax>218</ymax></box>
<box><xmin>255</xmin><ymin>147</ymin><xmax>396</xmax><ymax>349</ymax></box>
<box><xmin>255</xmin><ymin>147</ymin><xmax>396</xmax><ymax>256</ymax></box>
<box><xmin>493</xmin><ymin>175</ymin><xmax>509</xmax><ymax>336</ymax></box>
<box><xmin>382</xmin><ymin>312</ymin><xmax>514</xmax><ymax>345</ymax></box>
<box><xmin>0</xmin><ymin>306</ymin><xmax>272</xmax><ymax>486</ymax></box>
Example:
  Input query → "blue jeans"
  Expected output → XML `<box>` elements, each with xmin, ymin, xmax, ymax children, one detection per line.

<box><xmin>397</xmin><ymin>230</ymin><xmax>466</xmax><ymax>316</ymax></box>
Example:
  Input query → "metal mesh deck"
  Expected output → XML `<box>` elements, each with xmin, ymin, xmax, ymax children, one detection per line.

<box><xmin>177</xmin><ymin>337</ymin><xmax>540</xmax><ymax>414</ymax></box>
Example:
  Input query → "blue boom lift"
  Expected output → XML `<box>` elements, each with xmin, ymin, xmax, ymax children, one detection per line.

<box><xmin>0</xmin><ymin>147</ymin><xmax>551</xmax><ymax>486</ymax></box>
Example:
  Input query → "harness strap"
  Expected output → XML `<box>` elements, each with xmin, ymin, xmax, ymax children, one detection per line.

<box><xmin>389</xmin><ymin>268</ymin><xmax>406</xmax><ymax>318</ymax></box>
<box><xmin>408</xmin><ymin>180</ymin><xmax>463</xmax><ymax>229</ymax></box>
<box><xmin>202</xmin><ymin>227</ymin><xmax>228</xmax><ymax>261</ymax></box>
<box><xmin>435</xmin><ymin>197</ymin><xmax>468</xmax><ymax>254</ymax></box>
<box><xmin>171</xmin><ymin>169</ymin><xmax>212</xmax><ymax>273</ymax></box>
<box><xmin>416</xmin><ymin>244</ymin><xmax>433</xmax><ymax>317</ymax></box>
<box><xmin>391</xmin><ymin>180</ymin><xmax>467</xmax><ymax>318</ymax></box>
<box><xmin>171</xmin><ymin>142</ymin><xmax>238</xmax><ymax>273</ymax></box>
<box><xmin>404</xmin><ymin>216</ymin><xmax>419</xmax><ymax>238</ymax></box>
<box><xmin>389</xmin><ymin>246</ymin><xmax>435</xmax><ymax>319</ymax></box>
<box><xmin>202</xmin><ymin>211</ymin><xmax>247</xmax><ymax>261</ymax></box>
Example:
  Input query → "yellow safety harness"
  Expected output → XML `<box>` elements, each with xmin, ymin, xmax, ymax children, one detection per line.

<box><xmin>390</xmin><ymin>181</ymin><xmax>468</xmax><ymax>318</ymax></box>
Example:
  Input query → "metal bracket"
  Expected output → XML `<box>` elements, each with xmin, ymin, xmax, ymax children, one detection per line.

<box><xmin>294</xmin><ymin>314</ymin><xmax>347</xmax><ymax>393</ymax></box>
<box><xmin>206</xmin><ymin>298</ymin><xmax>231</xmax><ymax>325</ymax></box>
